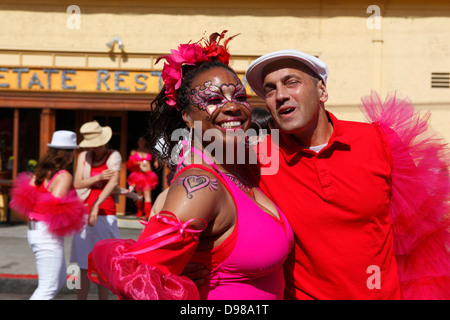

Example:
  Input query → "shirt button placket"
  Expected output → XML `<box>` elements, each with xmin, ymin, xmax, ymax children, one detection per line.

<box><xmin>314</xmin><ymin>156</ymin><xmax>335</xmax><ymax>199</ymax></box>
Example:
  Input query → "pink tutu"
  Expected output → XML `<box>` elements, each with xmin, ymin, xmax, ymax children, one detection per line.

<box><xmin>127</xmin><ymin>171</ymin><xmax>159</xmax><ymax>192</ymax></box>
<box><xmin>360</xmin><ymin>90</ymin><xmax>450</xmax><ymax>300</ymax></box>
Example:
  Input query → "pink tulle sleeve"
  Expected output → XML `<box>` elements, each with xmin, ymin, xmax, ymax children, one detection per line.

<box><xmin>360</xmin><ymin>90</ymin><xmax>450</xmax><ymax>300</ymax></box>
<box><xmin>9</xmin><ymin>172</ymin><xmax>37</xmax><ymax>220</ymax></box>
<box><xmin>38</xmin><ymin>189</ymin><xmax>87</xmax><ymax>237</ymax></box>
<box><xmin>88</xmin><ymin>212</ymin><xmax>206</xmax><ymax>300</ymax></box>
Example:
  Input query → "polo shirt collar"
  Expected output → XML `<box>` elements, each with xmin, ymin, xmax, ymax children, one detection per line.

<box><xmin>278</xmin><ymin>111</ymin><xmax>351</xmax><ymax>161</ymax></box>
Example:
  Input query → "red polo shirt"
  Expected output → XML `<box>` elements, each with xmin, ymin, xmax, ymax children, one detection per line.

<box><xmin>248</xmin><ymin>112</ymin><xmax>401</xmax><ymax>300</ymax></box>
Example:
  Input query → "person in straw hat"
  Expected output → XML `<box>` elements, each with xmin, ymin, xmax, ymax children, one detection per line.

<box><xmin>9</xmin><ymin>130</ymin><xmax>86</xmax><ymax>300</ymax></box>
<box><xmin>70</xmin><ymin>120</ymin><xmax>122</xmax><ymax>300</ymax></box>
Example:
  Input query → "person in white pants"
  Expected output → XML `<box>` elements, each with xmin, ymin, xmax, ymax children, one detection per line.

<box><xmin>9</xmin><ymin>130</ymin><xmax>86</xmax><ymax>300</ymax></box>
<box><xmin>27</xmin><ymin>221</ymin><xmax>67</xmax><ymax>300</ymax></box>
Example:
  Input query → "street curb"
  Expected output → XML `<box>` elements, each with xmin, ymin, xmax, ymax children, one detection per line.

<box><xmin>0</xmin><ymin>277</ymin><xmax>38</xmax><ymax>294</ymax></box>
<box><xmin>0</xmin><ymin>275</ymin><xmax>100</xmax><ymax>295</ymax></box>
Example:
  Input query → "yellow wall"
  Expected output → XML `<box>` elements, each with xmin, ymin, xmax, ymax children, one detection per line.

<box><xmin>1</xmin><ymin>0</ymin><xmax>449</xmax><ymax>141</ymax></box>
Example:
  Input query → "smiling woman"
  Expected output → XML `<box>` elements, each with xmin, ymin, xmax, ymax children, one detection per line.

<box><xmin>188</xmin><ymin>77</ymin><xmax>251</xmax><ymax>119</ymax></box>
<box><xmin>87</xmin><ymin>31</ymin><xmax>294</xmax><ymax>300</ymax></box>
<box><xmin>183</xmin><ymin>67</ymin><xmax>251</xmax><ymax>151</ymax></box>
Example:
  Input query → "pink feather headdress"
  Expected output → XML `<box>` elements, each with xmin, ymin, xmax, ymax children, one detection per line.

<box><xmin>156</xmin><ymin>30</ymin><xmax>239</xmax><ymax>109</ymax></box>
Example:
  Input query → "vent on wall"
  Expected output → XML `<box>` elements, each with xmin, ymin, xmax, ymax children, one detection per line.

<box><xmin>431</xmin><ymin>72</ymin><xmax>450</xmax><ymax>88</ymax></box>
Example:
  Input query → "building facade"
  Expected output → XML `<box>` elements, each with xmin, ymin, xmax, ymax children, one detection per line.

<box><xmin>1</xmin><ymin>0</ymin><xmax>449</xmax><ymax>219</ymax></box>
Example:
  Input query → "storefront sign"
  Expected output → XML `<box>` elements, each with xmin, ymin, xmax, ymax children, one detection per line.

<box><xmin>0</xmin><ymin>67</ymin><xmax>252</xmax><ymax>94</ymax></box>
<box><xmin>0</xmin><ymin>67</ymin><xmax>162</xmax><ymax>93</ymax></box>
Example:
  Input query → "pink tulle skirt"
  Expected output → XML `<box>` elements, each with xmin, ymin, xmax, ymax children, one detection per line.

<box><xmin>127</xmin><ymin>171</ymin><xmax>159</xmax><ymax>192</ymax></box>
<box><xmin>360</xmin><ymin>90</ymin><xmax>450</xmax><ymax>300</ymax></box>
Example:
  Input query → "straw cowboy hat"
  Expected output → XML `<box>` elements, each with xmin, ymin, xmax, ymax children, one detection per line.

<box><xmin>79</xmin><ymin>121</ymin><xmax>112</xmax><ymax>148</ymax></box>
<box><xmin>47</xmin><ymin>130</ymin><xmax>80</xmax><ymax>149</ymax></box>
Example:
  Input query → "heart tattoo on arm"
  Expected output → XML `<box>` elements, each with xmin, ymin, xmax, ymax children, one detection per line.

<box><xmin>177</xmin><ymin>175</ymin><xmax>219</xmax><ymax>199</ymax></box>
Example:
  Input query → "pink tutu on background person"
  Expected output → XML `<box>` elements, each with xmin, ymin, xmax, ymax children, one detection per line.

<box><xmin>9</xmin><ymin>130</ymin><xmax>85</xmax><ymax>300</ymax></box>
<box><xmin>127</xmin><ymin>167</ymin><xmax>159</xmax><ymax>191</ymax></box>
<box><xmin>126</xmin><ymin>138</ymin><xmax>160</xmax><ymax>219</ymax></box>
<box><xmin>360</xmin><ymin>90</ymin><xmax>450</xmax><ymax>300</ymax></box>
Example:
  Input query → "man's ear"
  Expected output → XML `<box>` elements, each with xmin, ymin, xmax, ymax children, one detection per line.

<box><xmin>181</xmin><ymin>111</ymin><xmax>193</xmax><ymax>128</ymax></box>
<box><xmin>317</xmin><ymin>80</ymin><xmax>328</xmax><ymax>103</ymax></box>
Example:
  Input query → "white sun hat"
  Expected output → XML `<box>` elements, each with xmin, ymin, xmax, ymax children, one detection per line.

<box><xmin>245</xmin><ymin>49</ymin><xmax>329</xmax><ymax>98</ymax></box>
<box><xmin>47</xmin><ymin>130</ymin><xmax>80</xmax><ymax>149</ymax></box>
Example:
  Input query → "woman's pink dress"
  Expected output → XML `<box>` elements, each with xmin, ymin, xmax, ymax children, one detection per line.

<box><xmin>88</xmin><ymin>151</ymin><xmax>293</xmax><ymax>300</ymax></box>
<box><xmin>126</xmin><ymin>152</ymin><xmax>159</xmax><ymax>192</ymax></box>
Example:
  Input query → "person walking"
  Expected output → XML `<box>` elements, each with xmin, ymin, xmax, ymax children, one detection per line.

<box><xmin>9</xmin><ymin>130</ymin><xmax>86</xmax><ymax>300</ymax></box>
<box><xmin>71</xmin><ymin>120</ymin><xmax>122</xmax><ymax>300</ymax></box>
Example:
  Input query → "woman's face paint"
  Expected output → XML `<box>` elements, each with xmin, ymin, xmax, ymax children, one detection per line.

<box><xmin>189</xmin><ymin>77</ymin><xmax>250</xmax><ymax>117</ymax></box>
<box><xmin>185</xmin><ymin>67</ymin><xmax>252</xmax><ymax>150</ymax></box>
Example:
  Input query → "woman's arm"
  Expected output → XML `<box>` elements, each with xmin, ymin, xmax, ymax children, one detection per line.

<box><xmin>73</xmin><ymin>151</ymin><xmax>115</xmax><ymax>189</ymax></box>
<box><xmin>127</xmin><ymin>167</ymin><xmax>235</xmax><ymax>278</ymax></box>
<box><xmin>88</xmin><ymin>170</ymin><xmax>119</xmax><ymax>226</ymax></box>
<box><xmin>149</xmin><ymin>187</ymin><xmax>169</xmax><ymax>218</ymax></box>
<box><xmin>151</xmin><ymin>155</ymin><xmax>159</xmax><ymax>170</ymax></box>
<box><xmin>127</xmin><ymin>150</ymin><xmax>140</xmax><ymax>171</ymax></box>
<box><xmin>87</xmin><ymin>168</ymin><xmax>235</xmax><ymax>299</ymax></box>
<box><xmin>160</xmin><ymin>168</ymin><xmax>235</xmax><ymax>237</ymax></box>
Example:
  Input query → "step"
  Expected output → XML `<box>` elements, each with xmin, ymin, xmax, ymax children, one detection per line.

<box><xmin>117</xmin><ymin>215</ymin><xmax>146</xmax><ymax>230</ymax></box>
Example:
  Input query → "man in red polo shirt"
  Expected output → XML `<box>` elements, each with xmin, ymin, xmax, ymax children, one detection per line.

<box><xmin>244</xmin><ymin>50</ymin><xmax>449</xmax><ymax>299</ymax></box>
